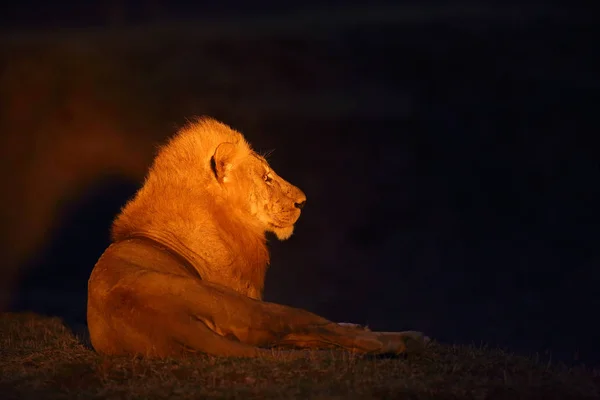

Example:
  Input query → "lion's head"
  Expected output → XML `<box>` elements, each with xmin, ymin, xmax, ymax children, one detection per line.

<box><xmin>109</xmin><ymin>117</ymin><xmax>306</xmax><ymax>296</ymax></box>
<box><xmin>112</xmin><ymin>117</ymin><xmax>306</xmax><ymax>245</ymax></box>
<box><xmin>211</xmin><ymin>141</ymin><xmax>306</xmax><ymax>240</ymax></box>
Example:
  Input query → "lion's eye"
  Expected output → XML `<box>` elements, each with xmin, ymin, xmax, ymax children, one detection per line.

<box><xmin>264</xmin><ymin>174</ymin><xmax>273</xmax><ymax>183</ymax></box>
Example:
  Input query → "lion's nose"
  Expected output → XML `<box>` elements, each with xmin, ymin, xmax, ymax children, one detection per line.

<box><xmin>294</xmin><ymin>200</ymin><xmax>306</xmax><ymax>210</ymax></box>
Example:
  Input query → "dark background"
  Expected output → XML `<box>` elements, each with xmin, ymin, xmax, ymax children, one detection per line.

<box><xmin>1</xmin><ymin>2</ymin><xmax>598</xmax><ymax>366</ymax></box>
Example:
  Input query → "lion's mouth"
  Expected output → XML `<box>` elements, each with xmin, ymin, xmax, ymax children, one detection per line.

<box><xmin>270</xmin><ymin>217</ymin><xmax>300</xmax><ymax>229</ymax></box>
<box><xmin>268</xmin><ymin>209</ymin><xmax>302</xmax><ymax>229</ymax></box>
<box><xmin>269</xmin><ymin>219</ymin><xmax>298</xmax><ymax>229</ymax></box>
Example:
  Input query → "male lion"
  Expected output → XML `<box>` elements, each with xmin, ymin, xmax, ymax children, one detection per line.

<box><xmin>87</xmin><ymin>117</ymin><xmax>426</xmax><ymax>357</ymax></box>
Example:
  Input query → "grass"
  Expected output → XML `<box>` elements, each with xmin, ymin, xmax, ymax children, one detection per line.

<box><xmin>1</xmin><ymin>313</ymin><xmax>598</xmax><ymax>399</ymax></box>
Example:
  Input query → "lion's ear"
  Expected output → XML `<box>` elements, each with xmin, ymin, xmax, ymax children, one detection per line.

<box><xmin>211</xmin><ymin>142</ymin><xmax>237</xmax><ymax>183</ymax></box>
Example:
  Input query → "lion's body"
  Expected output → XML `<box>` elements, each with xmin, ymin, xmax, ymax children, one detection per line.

<box><xmin>87</xmin><ymin>117</ymin><xmax>425</xmax><ymax>357</ymax></box>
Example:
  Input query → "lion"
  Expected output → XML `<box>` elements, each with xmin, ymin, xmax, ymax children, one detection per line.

<box><xmin>87</xmin><ymin>117</ymin><xmax>427</xmax><ymax>358</ymax></box>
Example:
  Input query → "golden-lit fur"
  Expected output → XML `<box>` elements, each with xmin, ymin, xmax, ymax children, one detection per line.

<box><xmin>109</xmin><ymin>118</ymin><xmax>301</xmax><ymax>298</ymax></box>
<box><xmin>87</xmin><ymin>117</ymin><xmax>427</xmax><ymax>358</ymax></box>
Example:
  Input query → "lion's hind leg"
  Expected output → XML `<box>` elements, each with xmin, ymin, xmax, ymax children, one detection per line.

<box><xmin>94</xmin><ymin>272</ymin><xmax>279</xmax><ymax>358</ymax></box>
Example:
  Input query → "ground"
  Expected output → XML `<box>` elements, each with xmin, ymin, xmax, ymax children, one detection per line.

<box><xmin>0</xmin><ymin>313</ymin><xmax>598</xmax><ymax>399</ymax></box>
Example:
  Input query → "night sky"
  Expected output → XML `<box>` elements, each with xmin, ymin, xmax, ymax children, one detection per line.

<box><xmin>1</xmin><ymin>2</ymin><xmax>598</xmax><ymax>366</ymax></box>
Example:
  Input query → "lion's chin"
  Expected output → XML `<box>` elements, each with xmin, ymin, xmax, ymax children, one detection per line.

<box><xmin>272</xmin><ymin>225</ymin><xmax>294</xmax><ymax>241</ymax></box>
